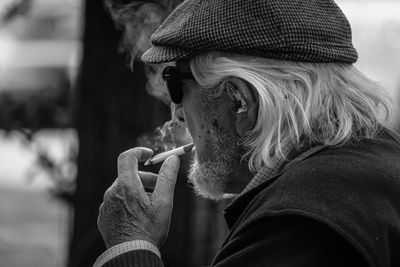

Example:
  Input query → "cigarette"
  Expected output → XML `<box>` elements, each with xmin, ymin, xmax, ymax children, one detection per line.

<box><xmin>144</xmin><ymin>143</ymin><xmax>195</xmax><ymax>166</ymax></box>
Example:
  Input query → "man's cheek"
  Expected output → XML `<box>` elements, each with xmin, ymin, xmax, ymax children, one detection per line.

<box><xmin>182</xmin><ymin>108</ymin><xmax>200</xmax><ymax>141</ymax></box>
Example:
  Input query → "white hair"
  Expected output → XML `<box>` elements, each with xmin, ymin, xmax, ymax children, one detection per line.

<box><xmin>189</xmin><ymin>52</ymin><xmax>390</xmax><ymax>171</ymax></box>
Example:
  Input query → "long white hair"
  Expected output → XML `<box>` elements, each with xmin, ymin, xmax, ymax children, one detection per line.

<box><xmin>189</xmin><ymin>51</ymin><xmax>390</xmax><ymax>171</ymax></box>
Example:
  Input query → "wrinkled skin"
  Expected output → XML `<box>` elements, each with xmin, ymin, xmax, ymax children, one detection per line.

<box><xmin>97</xmin><ymin>148</ymin><xmax>180</xmax><ymax>248</ymax></box>
<box><xmin>174</xmin><ymin>61</ymin><xmax>255</xmax><ymax>199</ymax></box>
<box><xmin>97</xmin><ymin>59</ymin><xmax>257</xmax><ymax>249</ymax></box>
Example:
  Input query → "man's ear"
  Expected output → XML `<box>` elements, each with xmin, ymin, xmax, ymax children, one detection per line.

<box><xmin>226</xmin><ymin>78</ymin><xmax>258</xmax><ymax>137</ymax></box>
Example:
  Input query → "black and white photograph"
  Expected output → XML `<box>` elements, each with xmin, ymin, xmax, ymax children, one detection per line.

<box><xmin>0</xmin><ymin>0</ymin><xmax>399</xmax><ymax>266</ymax></box>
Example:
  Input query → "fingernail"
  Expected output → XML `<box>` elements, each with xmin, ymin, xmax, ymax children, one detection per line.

<box><xmin>167</xmin><ymin>155</ymin><xmax>179</xmax><ymax>165</ymax></box>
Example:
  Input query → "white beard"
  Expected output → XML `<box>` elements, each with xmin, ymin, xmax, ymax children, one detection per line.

<box><xmin>188</xmin><ymin>151</ymin><xmax>237</xmax><ymax>200</ymax></box>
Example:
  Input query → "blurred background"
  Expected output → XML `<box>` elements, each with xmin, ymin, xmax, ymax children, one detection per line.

<box><xmin>0</xmin><ymin>0</ymin><xmax>399</xmax><ymax>266</ymax></box>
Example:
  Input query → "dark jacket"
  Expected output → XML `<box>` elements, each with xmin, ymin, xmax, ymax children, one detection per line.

<box><xmin>102</xmin><ymin>128</ymin><xmax>400</xmax><ymax>267</ymax></box>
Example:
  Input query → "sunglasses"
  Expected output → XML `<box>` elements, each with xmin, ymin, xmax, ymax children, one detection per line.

<box><xmin>162</xmin><ymin>66</ymin><xmax>194</xmax><ymax>104</ymax></box>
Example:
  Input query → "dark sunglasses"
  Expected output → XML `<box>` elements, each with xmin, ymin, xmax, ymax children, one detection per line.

<box><xmin>162</xmin><ymin>66</ymin><xmax>194</xmax><ymax>104</ymax></box>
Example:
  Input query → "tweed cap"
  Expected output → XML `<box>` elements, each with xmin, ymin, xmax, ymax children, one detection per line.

<box><xmin>141</xmin><ymin>0</ymin><xmax>358</xmax><ymax>64</ymax></box>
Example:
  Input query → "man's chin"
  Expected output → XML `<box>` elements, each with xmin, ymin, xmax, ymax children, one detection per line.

<box><xmin>190</xmin><ymin>178</ymin><xmax>235</xmax><ymax>201</ymax></box>
<box><xmin>188</xmin><ymin>157</ymin><xmax>237</xmax><ymax>201</ymax></box>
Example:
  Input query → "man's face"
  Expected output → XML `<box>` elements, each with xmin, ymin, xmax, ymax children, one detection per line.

<box><xmin>175</xmin><ymin>61</ymin><xmax>243</xmax><ymax>200</ymax></box>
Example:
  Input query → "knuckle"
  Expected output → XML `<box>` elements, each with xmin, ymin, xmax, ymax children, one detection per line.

<box><xmin>103</xmin><ymin>186</ymin><xmax>115</xmax><ymax>201</ymax></box>
<box><xmin>158</xmin><ymin>172</ymin><xmax>175</xmax><ymax>184</ymax></box>
<box><xmin>158</xmin><ymin>173</ymin><xmax>171</xmax><ymax>184</ymax></box>
<box><xmin>162</xmin><ymin>164</ymin><xmax>174</xmax><ymax>174</ymax></box>
<box><xmin>117</xmin><ymin>151</ymin><xmax>129</xmax><ymax>163</ymax></box>
<box><xmin>162</xmin><ymin>159</ymin><xmax>179</xmax><ymax>176</ymax></box>
<box><xmin>97</xmin><ymin>204</ymin><xmax>104</xmax><ymax>227</ymax></box>
<box><xmin>118</xmin><ymin>148</ymin><xmax>141</xmax><ymax>162</ymax></box>
<box><xmin>155</xmin><ymin>194</ymin><xmax>172</xmax><ymax>209</ymax></box>
<box><xmin>98</xmin><ymin>202</ymin><xmax>104</xmax><ymax>214</ymax></box>
<box><xmin>97</xmin><ymin>215</ymin><xmax>103</xmax><ymax>231</ymax></box>
<box><xmin>117</xmin><ymin>174</ymin><xmax>129</xmax><ymax>184</ymax></box>
<box><xmin>116</xmin><ymin>177</ymin><xmax>132</xmax><ymax>193</ymax></box>
<box><xmin>103</xmin><ymin>188</ymin><xmax>110</xmax><ymax>201</ymax></box>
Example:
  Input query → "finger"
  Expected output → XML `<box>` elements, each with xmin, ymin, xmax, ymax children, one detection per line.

<box><xmin>112</xmin><ymin>178</ymin><xmax>118</xmax><ymax>186</ymax></box>
<box><xmin>118</xmin><ymin>147</ymin><xmax>153</xmax><ymax>176</ymax></box>
<box><xmin>103</xmin><ymin>185</ymin><xmax>115</xmax><ymax>201</ymax></box>
<box><xmin>138</xmin><ymin>171</ymin><xmax>158</xmax><ymax>189</ymax></box>
<box><xmin>98</xmin><ymin>202</ymin><xmax>104</xmax><ymax>217</ymax></box>
<box><xmin>118</xmin><ymin>147</ymin><xmax>153</xmax><ymax>164</ymax></box>
<box><xmin>117</xmin><ymin>147</ymin><xmax>153</xmax><ymax>188</ymax></box>
<box><xmin>153</xmin><ymin>155</ymin><xmax>180</xmax><ymax>205</ymax></box>
<box><xmin>97</xmin><ymin>202</ymin><xmax>104</xmax><ymax>227</ymax></box>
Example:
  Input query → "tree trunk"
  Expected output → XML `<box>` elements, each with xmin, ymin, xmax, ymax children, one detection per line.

<box><xmin>68</xmin><ymin>1</ymin><xmax>228</xmax><ymax>266</ymax></box>
<box><xmin>67</xmin><ymin>1</ymin><xmax>169</xmax><ymax>265</ymax></box>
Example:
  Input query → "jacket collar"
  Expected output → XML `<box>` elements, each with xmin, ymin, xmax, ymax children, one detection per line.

<box><xmin>223</xmin><ymin>144</ymin><xmax>328</xmax><ymax>229</ymax></box>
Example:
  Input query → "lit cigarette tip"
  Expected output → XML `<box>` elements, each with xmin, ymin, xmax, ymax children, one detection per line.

<box><xmin>144</xmin><ymin>143</ymin><xmax>195</xmax><ymax>166</ymax></box>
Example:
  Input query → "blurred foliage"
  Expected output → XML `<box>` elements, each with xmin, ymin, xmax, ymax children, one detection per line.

<box><xmin>0</xmin><ymin>77</ymin><xmax>77</xmax><ymax>205</ymax></box>
<box><xmin>0</xmin><ymin>68</ymin><xmax>76</xmax><ymax>205</ymax></box>
<box><xmin>0</xmin><ymin>0</ymin><xmax>32</xmax><ymax>25</ymax></box>
<box><xmin>105</xmin><ymin>0</ymin><xmax>183</xmax><ymax>60</ymax></box>
<box><xmin>0</xmin><ymin>0</ymin><xmax>79</xmax><ymax>206</ymax></box>
<box><xmin>1</xmin><ymin>128</ymin><xmax>77</xmax><ymax>205</ymax></box>
<box><xmin>0</xmin><ymin>78</ymin><xmax>74</xmax><ymax>130</ymax></box>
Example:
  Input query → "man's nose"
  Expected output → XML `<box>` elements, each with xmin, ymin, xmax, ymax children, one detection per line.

<box><xmin>172</xmin><ymin>103</ymin><xmax>185</xmax><ymax>123</ymax></box>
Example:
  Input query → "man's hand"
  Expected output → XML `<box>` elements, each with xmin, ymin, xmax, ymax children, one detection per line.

<box><xmin>97</xmin><ymin>147</ymin><xmax>180</xmax><ymax>249</ymax></box>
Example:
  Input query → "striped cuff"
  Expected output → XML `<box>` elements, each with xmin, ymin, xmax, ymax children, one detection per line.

<box><xmin>93</xmin><ymin>240</ymin><xmax>161</xmax><ymax>267</ymax></box>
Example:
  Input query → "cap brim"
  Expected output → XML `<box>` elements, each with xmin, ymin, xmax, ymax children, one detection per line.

<box><xmin>141</xmin><ymin>45</ymin><xmax>197</xmax><ymax>64</ymax></box>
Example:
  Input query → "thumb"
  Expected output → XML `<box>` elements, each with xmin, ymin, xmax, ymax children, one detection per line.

<box><xmin>153</xmin><ymin>155</ymin><xmax>180</xmax><ymax>206</ymax></box>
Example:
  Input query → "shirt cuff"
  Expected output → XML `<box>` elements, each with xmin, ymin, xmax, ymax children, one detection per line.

<box><xmin>93</xmin><ymin>240</ymin><xmax>161</xmax><ymax>267</ymax></box>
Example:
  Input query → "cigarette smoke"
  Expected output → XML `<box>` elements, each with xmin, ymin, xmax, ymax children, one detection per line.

<box><xmin>105</xmin><ymin>0</ymin><xmax>182</xmax><ymax>60</ymax></box>
<box><xmin>137</xmin><ymin>117</ymin><xmax>192</xmax><ymax>154</ymax></box>
<box><xmin>105</xmin><ymin>0</ymin><xmax>183</xmax><ymax>103</ymax></box>
<box><xmin>106</xmin><ymin>0</ymin><xmax>191</xmax><ymax>150</ymax></box>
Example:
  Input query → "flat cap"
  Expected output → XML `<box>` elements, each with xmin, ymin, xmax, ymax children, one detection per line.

<box><xmin>141</xmin><ymin>0</ymin><xmax>358</xmax><ymax>64</ymax></box>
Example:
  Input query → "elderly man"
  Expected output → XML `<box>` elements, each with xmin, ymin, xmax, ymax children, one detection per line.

<box><xmin>95</xmin><ymin>0</ymin><xmax>400</xmax><ymax>266</ymax></box>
